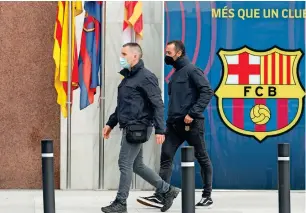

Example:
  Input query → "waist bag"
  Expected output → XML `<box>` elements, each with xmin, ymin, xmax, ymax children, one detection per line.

<box><xmin>126</xmin><ymin>124</ymin><xmax>148</xmax><ymax>144</ymax></box>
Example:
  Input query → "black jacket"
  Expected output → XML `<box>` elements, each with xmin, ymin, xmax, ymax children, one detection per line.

<box><xmin>167</xmin><ymin>56</ymin><xmax>214</xmax><ymax>123</ymax></box>
<box><xmin>106</xmin><ymin>60</ymin><xmax>165</xmax><ymax>134</ymax></box>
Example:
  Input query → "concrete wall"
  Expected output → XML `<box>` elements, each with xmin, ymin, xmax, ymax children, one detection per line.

<box><xmin>60</xmin><ymin>1</ymin><xmax>164</xmax><ymax>190</ymax></box>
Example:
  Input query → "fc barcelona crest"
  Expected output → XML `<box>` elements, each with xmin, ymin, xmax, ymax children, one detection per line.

<box><xmin>215</xmin><ymin>46</ymin><xmax>305</xmax><ymax>142</ymax></box>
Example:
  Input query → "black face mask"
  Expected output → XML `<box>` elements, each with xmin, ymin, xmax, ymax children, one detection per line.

<box><xmin>164</xmin><ymin>55</ymin><xmax>175</xmax><ymax>65</ymax></box>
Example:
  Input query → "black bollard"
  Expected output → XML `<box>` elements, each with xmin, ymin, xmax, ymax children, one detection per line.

<box><xmin>278</xmin><ymin>143</ymin><xmax>290</xmax><ymax>213</ymax></box>
<box><xmin>181</xmin><ymin>146</ymin><xmax>195</xmax><ymax>213</ymax></box>
<box><xmin>41</xmin><ymin>139</ymin><xmax>55</xmax><ymax>213</ymax></box>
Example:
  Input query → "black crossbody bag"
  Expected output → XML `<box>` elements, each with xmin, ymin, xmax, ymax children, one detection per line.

<box><xmin>126</xmin><ymin>124</ymin><xmax>149</xmax><ymax>144</ymax></box>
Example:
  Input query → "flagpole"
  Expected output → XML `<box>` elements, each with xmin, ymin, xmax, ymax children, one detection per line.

<box><xmin>132</xmin><ymin>31</ymin><xmax>136</xmax><ymax>42</ymax></box>
<box><xmin>132</xmin><ymin>30</ymin><xmax>136</xmax><ymax>190</ymax></box>
<box><xmin>98</xmin><ymin>2</ymin><xmax>107</xmax><ymax>190</ymax></box>
<box><xmin>66</xmin><ymin>1</ymin><xmax>72</xmax><ymax>189</ymax></box>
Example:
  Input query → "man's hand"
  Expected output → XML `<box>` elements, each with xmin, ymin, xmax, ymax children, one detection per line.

<box><xmin>184</xmin><ymin>114</ymin><xmax>193</xmax><ymax>124</ymax></box>
<box><xmin>155</xmin><ymin>134</ymin><xmax>165</xmax><ymax>144</ymax></box>
<box><xmin>103</xmin><ymin>125</ymin><xmax>112</xmax><ymax>139</ymax></box>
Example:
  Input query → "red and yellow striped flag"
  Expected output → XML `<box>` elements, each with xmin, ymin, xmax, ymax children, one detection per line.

<box><xmin>53</xmin><ymin>1</ymin><xmax>83</xmax><ymax>118</ymax></box>
<box><xmin>122</xmin><ymin>1</ymin><xmax>143</xmax><ymax>44</ymax></box>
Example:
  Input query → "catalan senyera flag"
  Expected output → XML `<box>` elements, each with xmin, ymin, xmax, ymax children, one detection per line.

<box><xmin>122</xmin><ymin>1</ymin><xmax>143</xmax><ymax>44</ymax></box>
<box><xmin>53</xmin><ymin>1</ymin><xmax>83</xmax><ymax>118</ymax></box>
<box><xmin>78</xmin><ymin>1</ymin><xmax>102</xmax><ymax>110</ymax></box>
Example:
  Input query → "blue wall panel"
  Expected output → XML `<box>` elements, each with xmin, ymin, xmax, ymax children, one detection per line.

<box><xmin>164</xmin><ymin>1</ymin><xmax>305</xmax><ymax>190</ymax></box>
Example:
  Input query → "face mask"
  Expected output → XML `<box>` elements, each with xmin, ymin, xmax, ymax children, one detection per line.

<box><xmin>120</xmin><ymin>57</ymin><xmax>130</xmax><ymax>69</ymax></box>
<box><xmin>164</xmin><ymin>55</ymin><xmax>175</xmax><ymax>65</ymax></box>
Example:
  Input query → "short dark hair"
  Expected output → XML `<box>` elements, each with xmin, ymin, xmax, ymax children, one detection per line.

<box><xmin>167</xmin><ymin>40</ymin><xmax>185</xmax><ymax>56</ymax></box>
<box><xmin>122</xmin><ymin>42</ymin><xmax>143</xmax><ymax>58</ymax></box>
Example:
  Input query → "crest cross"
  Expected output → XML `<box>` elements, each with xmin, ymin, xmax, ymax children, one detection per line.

<box><xmin>228</xmin><ymin>52</ymin><xmax>260</xmax><ymax>84</ymax></box>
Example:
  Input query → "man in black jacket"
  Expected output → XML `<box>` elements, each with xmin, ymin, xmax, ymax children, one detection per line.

<box><xmin>101</xmin><ymin>42</ymin><xmax>179</xmax><ymax>213</ymax></box>
<box><xmin>137</xmin><ymin>40</ymin><xmax>214</xmax><ymax>208</ymax></box>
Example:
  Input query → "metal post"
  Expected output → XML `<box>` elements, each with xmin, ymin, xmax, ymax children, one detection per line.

<box><xmin>66</xmin><ymin>1</ymin><xmax>72</xmax><ymax>190</ymax></box>
<box><xmin>161</xmin><ymin>1</ymin><xmax>165</xmax><ymax>103</ymax></box>
<box><xmin>181</xmin><ymin>146</ymin><xmax>195</xmax><ymax>213</ymax></box>
<box><xmin>98</xmin><ymin>2</ymin><xmax>106</xmax><ymax>190</ymax></box>
<box><xmin>131</xmin><ymin>31</ymin><xmax>136</xmax><ymax>42</ymax></box>
<box><xmin>131</xmin><ymin>30</ymin><xmax>136</xmax><ymax>190</ymax></box>
<box><xmin>278</xmin><ymin>143</ymin><xmax>291</xmax><ymax>213</ymax></box>
<box><xmin>41</xmin><ymin>139</ymin><xmax>55</xmax><ymax>213</ymax></box>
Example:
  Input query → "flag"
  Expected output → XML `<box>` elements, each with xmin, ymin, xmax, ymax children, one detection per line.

<box><xmin>122</xmin><ymin>1</ymin><xmax>143</xmax><ymax>44</ymax></box>
<box><xmin>53</xmin><ymin>1</ymin><xmax>83</xmax><ymax>118</ymax></box>
<box><xmin>78</xmin><ymin>1</ymin><xmax>102</xmax><ymax>110</ymax></box>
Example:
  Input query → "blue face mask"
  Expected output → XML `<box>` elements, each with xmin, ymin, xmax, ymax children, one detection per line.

<box><xmin>120</xmin><ymin>57</ymin><xmax>131</xmax><ymax>69</ymax></box>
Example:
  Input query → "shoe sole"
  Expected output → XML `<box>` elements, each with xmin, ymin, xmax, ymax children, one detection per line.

<box><xmin>173</xmin><ymin>188</ymin><xmax>180</xmax><ymax>198</ymax></box>
<box><xmin>136</xmin><ymin>197</ymin><xmax>163</xmax><ymax>208</ymax></box>
<box><xmin>160</xmin><ymin>188</ymin><xmax>180</xmax><ymax>212</ymax></box>
<box><xmin>101</xmin><ymin>208</ymin><xmax>128</xmax><ymax>213</ymax></box>
<box><xmin>195</xmin><ymin>203</ymin><xmax>213</xmax><ymax>209</ymax></box>
<box><xmin>101</xmin><ymin>211</ymin><xmax>128</xmax><ymax>213</ymax></box>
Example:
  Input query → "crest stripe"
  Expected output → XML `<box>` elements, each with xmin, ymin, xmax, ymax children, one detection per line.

<box><xmin>254</xmin><ymin>98</ymin><xmax>266</xmax><ymax>131</ymax></box>
<box><xmin>272</xmin><ymin>53</ymin><xmax>276</xmax><ymax>84</ymax></box>
<box><xmin>288</xmin><ymin>99</ymin><xmax>298</xmax><ymax>123</ymax></box>
<box><xmin>244</xmin><ymin>98</ymin><xmax>255</xmax><ymax>131</ymax></box>
<box><xmin>223</xmin><ymin>99</ymin><xmax>233</xmax><ymax>124</ymax></box>
<box><xmin>260</xmin><ymin>56</ymin><xmax>265</xmax><ymax>84</ymax></box>
<box><xmin>277</xmin><ymin>99</ymin><xmax>288</xmax><ymax>129</ymax></box>
<box><xmin>265</xmin><ymin>98</ymin><xmax>277</xmax><ymax>131</ymax></box>
<box><xmin>283</xmin><ymin>56</ymin><xmax>288</xmax><ymax>84</ymax></box>
<box><xmin>279</xmin><ymin>55</ymin><xmax>288</xmax><ymax>130</ymax></box>
<box><xmin>289</xmin><ymin>56</ymin><xmax>295</xmax><ymax>84</ymax></box>
<box><xmin>264</xmin><ymin>55</ymin><xmax>268</xmax><ymax>84</ymax></box>
<box><xmin>232</xmin><ymin>99</ymin><xmax>244</xmax><ymax>129</ymax></box>
<box><xmin>275</xmin><ymin>53</ymin><xmax>279</xmax><ymax>84</ymax></box>
<box><xmin>279</xmin><ymin>54</ymin><xmax>283</xmax><ymax>84</ymax></box>
<box><xmin>286</xmin><ymin>56</ymin><xmax>291</xmax><ymax>84</ymax></box>
<box><xmin>267</xmin><ymin>54</ymin><xmax>272</xmax><ymax>84</ymax></box>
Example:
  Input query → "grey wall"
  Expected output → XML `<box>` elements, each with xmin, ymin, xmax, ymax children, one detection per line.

<box><xmin>104</xmin><ymin>1</ymin><xmax>164</xmax><ymax>190</ymax></box>
<box><xmin>60</xmin><ymin>1</ymin><xmax>164</xmax><ymax>190</ymax></box>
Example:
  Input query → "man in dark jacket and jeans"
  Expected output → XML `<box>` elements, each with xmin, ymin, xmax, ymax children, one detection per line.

<box><xmin>101</xmin><ymin>42</ymin><xmax>179</xmax><ymax>213</ymax></box>
<box><xmin>137</xmin><ymin>40</ymin><xmax>214</xmax><ymax>208</ymax></box>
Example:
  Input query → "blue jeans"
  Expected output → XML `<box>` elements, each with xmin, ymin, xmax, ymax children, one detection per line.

<box><xmin>116</xmin><ymin>127</ymin><xmax>170</xmax><ymax>202</ymax></box>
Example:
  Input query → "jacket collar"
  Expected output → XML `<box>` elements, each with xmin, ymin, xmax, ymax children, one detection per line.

<box><xmin>119</xmin><ymin>59</ymin><xmax>144</xmax><ymax>77</ymax></box>
<box><xmin>173</xmin><ymin>56</ymin><xmax>190</xmax><ymax>70</ymax></box>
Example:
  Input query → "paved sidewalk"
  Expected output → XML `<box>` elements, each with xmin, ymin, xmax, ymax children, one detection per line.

<box><xmin>0</xmin><ymin>190</ymin><xmax>304</xmax><ymax>213</ymax></box>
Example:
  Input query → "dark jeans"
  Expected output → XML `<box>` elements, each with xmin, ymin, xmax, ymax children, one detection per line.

<box><xmin>158</xmin><ymin>118</ymin><xmax>213</xmax><ymax>197</ymax></box>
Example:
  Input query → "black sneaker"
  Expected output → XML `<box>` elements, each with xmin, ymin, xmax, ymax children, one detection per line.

<box><xmin>160</xmin><ymin>186</ymin><xmax>180</xmax><ymax>212</ymax></box>
<box><xmin>136</xmin><ymin>193</ymin><xmax>164</xmax><ymax>208</ymax></box>
<box><xmin>195</xmin><ymin>196</ymin><xmax>213</xmax><ymax>208</ymax></box>
<box><xmin>101</xmin><ymin>199</ymin><xmax>127</xmax><ymax>213</ymax></box>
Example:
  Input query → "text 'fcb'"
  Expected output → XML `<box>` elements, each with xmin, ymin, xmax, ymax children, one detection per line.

<box><xmin>244</xmin><ymin>86</ymin><xmax>276</xmax><ymax>97</ymax></box>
